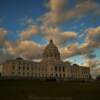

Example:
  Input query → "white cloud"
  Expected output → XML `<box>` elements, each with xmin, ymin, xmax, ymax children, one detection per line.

<box><xmin>20</xmin><ymin>25</ymin><xmax>39</xmax><ymax>40</ymax></box>
<box><xmin>41</xmin><ymin>26</ymin><xmax>77</xmax><ymax>46</ymax></box>
<box><xmin>86</xmin><ymin>26</ymin><xmax>100</xmax><ymax>48</ymax></box>
<box><xmin>6</xmin><ymin>40</ymin><xmax>44</xmax><ymax>60</ymax></box>
<box><xmin>0</xmin><ymin>28</ymin><xmax>8</xmax><ymax>46</ymax></box>
<box><xmin>41</xmin><ymin>0</ymin><xmax>99</xmax><ymax>25</ymax></box>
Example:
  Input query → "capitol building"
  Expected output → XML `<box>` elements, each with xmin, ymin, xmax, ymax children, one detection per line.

<box><xmin>2</xmin><ymin>40</ymin><xmax>90</xmax><ymax>80</ymax></box>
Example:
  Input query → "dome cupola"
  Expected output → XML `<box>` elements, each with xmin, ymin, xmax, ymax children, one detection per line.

<box><xmin>43</xmin><ymin>40</ymin><xmax>60</xmax><ymax>62</ymax></box>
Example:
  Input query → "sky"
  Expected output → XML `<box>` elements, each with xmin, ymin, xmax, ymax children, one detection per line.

<box><xmin>0</xmin><ymin>0</ymin><xmax>100</xmax><ymax>73</ymax></box>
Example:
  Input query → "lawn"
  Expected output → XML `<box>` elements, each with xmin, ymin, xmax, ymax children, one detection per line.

<box><xmin>0</xmin><ymin>80</ymin><xmax>100</xmax><ymax>100</ymax></box>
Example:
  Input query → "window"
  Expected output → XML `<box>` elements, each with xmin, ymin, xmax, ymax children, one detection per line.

<box><xmin>18</xmin><ymin>71</ymin><xmax>20</xmax><ymax>75</ymax></box>
<box><xmin>63</xmin><ymin>66</ymin><xmax>65</xmax><ymax>72</ymax></box>
<box><xmin>46</xmin><ymin>54</ymin><xmax>48</xmax><ymax>58</ymax></box>
<box><xmin>23</xmin><ymin>72</ymin><xmax>25</xmax><ymax>76</ymax></box>
<box><xmin>23</xmin><ymin>66</ymin><xmax>25</xmax><ymax>70</ymax></box>
<box><xmin>27</xmin><ymin>67</ymin><xmax>29</xmax><ymax>70</ymax></box>
<box><xmin>31</xmin><ymin>66</ymin><xmax>33</xmax><ymax>70</ymax></box>
<box><xmin>31</xmin><ymin>72</ymin><xmax>33</xmax><ymax>76</ymax></box>
<box><xmin>12</xmin><ymin>72</ymin><xmax>15</xmax><ymax>75</ymax></box>
<box><xmin>18</xmin><ymin>66</ymin><xmax>21</xmax><ymax>70</ymax></box>
<box><xmin>27</xmin><ymin>63</ymin><xmax>29</xmax><ymax>66</ymax></box>
<box><xmin>55</xmin><ymin>54</ymin><xmax>56</xmax><ymax>57</ymax></box>
<box><xmin>63</xmin><ymin>74</ymin><xmax>65</xmax><ymax>78</ymax></box>
<box><xmin>50</xmin><ymin>53</ymin><xmax>52</xmax><ymax>57</ymax></box>
<box><xmin>59</xmin><ymin>67</ymin><xmax>61</xmax><ymax>72</ymax></box>
<box><xmin>27</xmin><ymin>72</ymin><xmax>29</xmax><ymax>76</ymax></box>
<box><xmin>55</xmin><ymin>73</ymin><xmax>57</xmax><ymax>77</ymax></box>
<box><xmin>12</xmin><ymin>65</ymin><xmax>15</xmax><ymax>70</ymax></box>
<box><xmin>59</xmin><ymin>74</ymin><xmax>61</xmax><ymax>78</ymax></box>
<box><xmin>35</xmin><ymin>73</ymin><xmax>37</xmax><ymax>77</ymax></box>
<box><xmin>55</xmin><ymin>66</ymin><xmax>57</xmax><ymax>71</ymax></box>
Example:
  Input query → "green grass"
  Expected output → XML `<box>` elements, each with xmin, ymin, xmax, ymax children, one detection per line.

<box><xmin>0</xmin><ymin>80</ymin><xmax>100</xmax><ymax>100</ymax></box>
